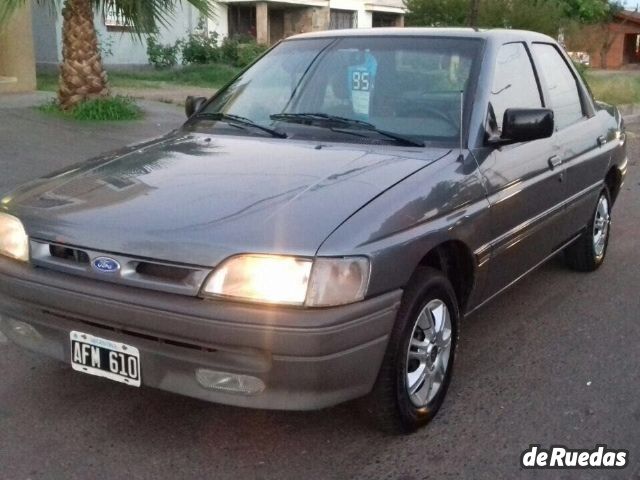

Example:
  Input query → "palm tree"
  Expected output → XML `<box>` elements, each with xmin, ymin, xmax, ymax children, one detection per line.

<box><xmin>0</xmin><ymin>0</ymin><xmax>213</xmax><ymax>110</ymax></box>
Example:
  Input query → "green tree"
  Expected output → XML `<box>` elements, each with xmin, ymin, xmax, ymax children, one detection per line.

<box><xmin>406</xmin><ymin>0</ymin><xmax>621</xmax><ymax>35</ymax></box>
<box><xmin>405</xmin><ymin>0</ymin><xmax>469</xmax><ymax>27</ymax></box>
<box><xmin>479</xmin><ymin>0</ymin><xmax>566</xmax><ymax>35</ymax></box>
<box><xmin>0</xmin><ymin>0</ymin><xmax>214</xmax><ymax>110</ymax></box>
<box><xmin>562</xmin><ymin>0</ymin><xmax>613</xmax><ymax>23</ymax></box>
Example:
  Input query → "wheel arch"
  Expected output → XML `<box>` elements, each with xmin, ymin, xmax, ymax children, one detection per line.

<box><xmin>605</xmin><ymin>166</ymin><xmax>623</xmax><ymax>204</ymax></box>
<box><xmin>412</xmin><ymin>240</ymin><xmax>476</xmax><ymax>313</ymax></box>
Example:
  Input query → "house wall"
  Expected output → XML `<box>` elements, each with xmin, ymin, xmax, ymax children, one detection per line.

<box><xmin>33</xmin><ymin>3</ymin><xmax>207</xmax><ymax>68</ymax></box>
<box><xmin>577</xmin><ymin>20</ymin><xmax>640</xmax><ymax>70</ymax></box>
<box><xmin>0</xmin><ymin>2</ymin><xmax>37</xmax><ymax>93</ymax></box>
<box><xmin>330</xmin><ymin>0</ymin><xmax>373</xmax><ymax>28</ymax></box>
<box><xmin>208</xmin><ymin>4</ymin><xmax>229</xmax><ymax>38</ymax></box>
<box><xmin>95</xmin><ymin>4</ymin><xmax>198</xmax><ymax>66</ymax></box>
<box><xmin>603</xmin><ymin>33</ymin><xmax>626</xmax><ymax>69</ymax></box>
<box><xmin>32</xmin><ymin>3</ymin><xmax>61</xmax><ymax>67</ymax></box>
<box><xmin>283</xmin><ymin>7</ymin><xmax>330</xmax><ymax>38</ymax></box>
<box><xmin>588</xmin><ymin>23</ymin><xmax>635</xmax><ymax>69</ymax></box>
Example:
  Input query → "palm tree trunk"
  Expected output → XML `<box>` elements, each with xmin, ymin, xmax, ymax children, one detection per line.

<box><xmin>58</xmin><ymin>0</ymin><xmax>110</xmax><ymax>110</ymax></box>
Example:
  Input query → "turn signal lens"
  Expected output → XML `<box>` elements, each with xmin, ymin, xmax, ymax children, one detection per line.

<box><xmin>0</xmin><ymin>213</ymin><xmax>28</xmax><ymax>262</ymax></box>
<box><xmin>305</xmin><ymin>257</ymin><xmax>370</xmax><ymax>307</ymax></box>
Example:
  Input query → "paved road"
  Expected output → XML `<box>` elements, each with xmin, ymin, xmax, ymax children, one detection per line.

<box><xmin>0</xmin><ymin>96</ymin><xmax>639</xmax><ymax>479</ymax></box>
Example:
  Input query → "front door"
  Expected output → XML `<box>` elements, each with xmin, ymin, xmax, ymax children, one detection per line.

<box><xmin>479</xmin><ymin>42</ymin><xmax>568</xmax><ymax>298</ymax></box>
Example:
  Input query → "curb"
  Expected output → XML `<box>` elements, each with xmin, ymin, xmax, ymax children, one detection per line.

<box><xmin>624</xmin><ymin>113</ymin><xmax>640</xmax><ymax>125</ymax></box>
<box><xmin>610</xmin><ymin>104</ymin><xmax>640</xmax><ymax>125</ymax></box>
<box><xmin>618</xmin><ymin>104</ymin><xmax>640</xmax><ymax>117</ymax></box>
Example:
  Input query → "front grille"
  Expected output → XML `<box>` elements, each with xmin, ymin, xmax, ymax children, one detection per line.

<box><xmin>49</xmin><ymin>244</ymin><xmax>90</xmax><ymax>264</ymax></box>
<box><xmin>30</xmin><ymin>239</ymin><xmax>212</xmax><ymax>296</ymax></box>
<box><xmin>135</xmin><ymin>262</ymin><xmax>192</xmax><ymax>282</ymax></box>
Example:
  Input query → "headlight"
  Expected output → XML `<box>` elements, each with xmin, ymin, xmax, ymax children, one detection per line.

<box><xmin>0</xmin><ymin>213</ymin><xmax>29</xmax><ymax>262</ymax></box>
<box><xmin>202</xmin><ymin>254</ymin><xmax>370</xmax><ymax>307</ymax></box>
<box><xmin>204</xmin><ymin>255</ymin><xmax>312</xmax><ymax>305</ymax></box>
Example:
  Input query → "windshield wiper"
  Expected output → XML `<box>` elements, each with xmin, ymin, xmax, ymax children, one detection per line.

<box><xmin>192</xmin><ymin>112</ymin><xmax>287</xmax><ymax>139</ymax></box>
<box><xmin>270</xmin><ymin>113</ymin><xmax>425</xmax><ymax>147</ymax></box>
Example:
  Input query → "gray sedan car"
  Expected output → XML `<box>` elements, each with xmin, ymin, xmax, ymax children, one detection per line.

<box><xmin>0</xmin><ymin>28</ymin><xmax>627</xmax><ymax>433</ymax></box>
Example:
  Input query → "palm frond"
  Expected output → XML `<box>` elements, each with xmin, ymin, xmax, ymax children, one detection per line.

<box><xmin>0</xmin><ymin>0</ymin><xmax>26</xmax><ymax>24</ymax></box>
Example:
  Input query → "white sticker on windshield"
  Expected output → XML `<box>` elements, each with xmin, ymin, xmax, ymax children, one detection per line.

<box><xmin>348</xmin><ymin>52</ymin><xmax>377</xmax><ymax>118</ymax></box>
<box><xmin>351</xmin><ymin>70</ymin><xmax>371</xmax><ymax>115</ymax></box>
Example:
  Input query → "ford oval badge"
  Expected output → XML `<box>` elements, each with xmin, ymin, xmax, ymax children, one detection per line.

<box><xmin>92</xmin><ymin>256</ymin><xmax>120</xmax><ymax>273</ymax></box>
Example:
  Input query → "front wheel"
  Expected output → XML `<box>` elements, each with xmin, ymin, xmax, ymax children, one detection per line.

<box><xmin>361</xmin><ymin>267</ymin><xmax>459</xmax><ymax>434</ymax></box>
<box><xmin>564</xmin><ymin>188</ymin><xmax>612</xmax><ymax>272</ymax></box>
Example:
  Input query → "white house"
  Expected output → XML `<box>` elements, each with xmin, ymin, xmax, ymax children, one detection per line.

<box><xmin>32</xmin><ymin>0</ymin><xmax>405</xmax><ymax>68</ymax></box>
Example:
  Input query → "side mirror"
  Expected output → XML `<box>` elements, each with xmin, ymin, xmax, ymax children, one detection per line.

<box><xmin>185</xmin><ymin>96</ymin><xmax>207</xmax><ymax>118</ymax></box>
<box><xmin>489</xmin><ymin>108</ymin><xmax>554</xmax><ymax>145</ymax></box>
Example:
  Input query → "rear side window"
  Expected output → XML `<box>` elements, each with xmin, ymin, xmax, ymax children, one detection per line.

<box><xmin>532</xmin><ymin>43</ymin><xmax>584</xmax><ymax>130</ymax></box>
<box><xmin>491</xmin><ymin>43</ymin><xmax>542</xmax><ymax>130</ymax></box>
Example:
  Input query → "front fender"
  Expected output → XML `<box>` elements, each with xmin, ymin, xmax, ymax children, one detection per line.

<box><xmin>316</xmin><ymin>152</ymin><xmax>491</xmax><ymax>303</ymax></box>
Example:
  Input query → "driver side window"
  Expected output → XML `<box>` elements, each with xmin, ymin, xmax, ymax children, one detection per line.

<box><xmin>491</xmin><ymin>43</ymin><xmax>542</xmax><ymax>131</ymax></box>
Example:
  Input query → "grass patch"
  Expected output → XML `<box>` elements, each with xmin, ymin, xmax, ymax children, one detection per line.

<box><xmin>37</xmin><ymin>96</ymin><xmax>142</xmax><ymax>121</ymax></box>
<box><xmin>113</xmin><ymin>63</ymin><xmax>241</xmax><ymax>88</ymax></box>
<box><xmin>36</xmin><ymin>73</ymin><xmax>58</xmax><ymax>92</ymax></box>
<box><xmin>37</xmin><ymin>64</ymin><xmax>240</xmax><ymax>92</ymax></box>
<box><xmin>585</xmin><ymin>71</ymin><xmax>640</xmax><ymax>106</ymax></box>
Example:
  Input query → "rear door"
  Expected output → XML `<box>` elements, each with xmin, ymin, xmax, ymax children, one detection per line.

<box><xmin>479</xmin><ymin>42</ymin><xmax>568</xmax><ymax>298</ymax></box>
<box><xmin>530</xmin><ymin>43</ymin><xmax>612</xmax><ymax>237</ymax></box>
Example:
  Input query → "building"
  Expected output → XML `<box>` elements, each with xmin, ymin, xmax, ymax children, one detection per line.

<box><xmin>32</xmin><ymin>0</ymin><xmax>405</xmax><ymax>68</ymax></box>
<box><xmin>0</xmin><ymin>2</ymin><xmax>36</xmax><ymax>93</ymax></box>
<box><xmin>580</xmin><ymin>10</ymin><xmax>640</xmax><ymax>70</ymax></box>
<box><xmin>219</xmin><ymin>0</ymin><xmax>405</xmax><ymax>45</ymax></box>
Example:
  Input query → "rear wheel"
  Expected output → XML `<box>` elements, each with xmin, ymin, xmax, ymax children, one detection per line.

<box><xmin>564</xmin><ymin>188</ymin><xmax>611</xmax><ymax>272</ymax></box>
<box><xmin>361</xmin><ymin>267</ymin><xmax>459</xmax><ymax>434</ymax></box>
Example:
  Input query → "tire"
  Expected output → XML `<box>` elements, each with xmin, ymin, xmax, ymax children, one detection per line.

<box><xmin>564</xmin><ymin>187</ymin><xmax>612</xmax><ymax>272</ymax></box>
<box><xmin>361</xmin><ymin>267</ymin><xmax>460</xmax><ymax>434</ymax></box>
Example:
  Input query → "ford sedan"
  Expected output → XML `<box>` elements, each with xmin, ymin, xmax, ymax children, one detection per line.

<box><xmin>0</xmin><ymin>28</ymin><xmax>627</xmax><ymax>433</ymax></box>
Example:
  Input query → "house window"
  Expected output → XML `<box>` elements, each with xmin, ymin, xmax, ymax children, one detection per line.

<box><xmin>330</xmin><ymin>10</ymin><xmax>356</xmax><ymax>30</ymax></box>
<box><xmin>372</xmin><ymin>12</ymin><xmax>399</xmax><ymax>27</ymax></box>
<box><xmin>104</xmin><ymin>6</ymin><xmax>132</xmax><ymax>31</ymax></box>
<box><xmin>228</xmin><ymin>5</ymin><xmax>257</xmax><ymax>39</ymax></box>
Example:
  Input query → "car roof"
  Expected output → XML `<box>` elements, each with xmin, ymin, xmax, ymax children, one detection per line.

<box><xmin>286</xmin><ymin>27</ymin><xmax>556</xmax><ymax>44</ymax></box>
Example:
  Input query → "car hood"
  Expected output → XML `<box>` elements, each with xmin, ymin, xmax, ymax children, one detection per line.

<box><xmin>2</xmin><ymin>132</ymin><xmax>449</xmax><ymax>266</ymax></box>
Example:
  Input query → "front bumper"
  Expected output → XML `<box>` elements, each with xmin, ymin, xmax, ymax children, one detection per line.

<box><xmin>0</xmin><ymin>257</ymin><xmax>401</xmax><ymax>410</ymax></box>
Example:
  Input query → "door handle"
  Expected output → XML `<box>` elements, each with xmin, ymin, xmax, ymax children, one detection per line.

<box><xmin>548</xmin><ymin>155</ymin><xmax>562</xmax><ymax>170</ymax></box>
<box><xmin>597</xmin><ymin>135</ymin><xmax>607</xmax><ymax>147</ymax></box>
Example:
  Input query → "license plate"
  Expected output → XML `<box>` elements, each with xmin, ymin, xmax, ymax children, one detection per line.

<box><xmin>70</xmin><ymin>331</ymin><xmax>141</xmax><ymax>387</ymax></box>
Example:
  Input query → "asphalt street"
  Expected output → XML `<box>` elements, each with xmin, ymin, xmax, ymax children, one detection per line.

<box><xmin>0</xmin><ymin>97</ymin><xmax>639</xmax><ymax>480</ymax></box>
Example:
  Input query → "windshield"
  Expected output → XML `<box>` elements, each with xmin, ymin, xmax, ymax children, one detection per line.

<box><xmin>200</xmin><ymin>36</ymin><xmax>483</xmax><ymax>146</ymax></box>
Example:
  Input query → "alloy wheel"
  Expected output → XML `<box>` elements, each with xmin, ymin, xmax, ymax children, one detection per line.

<box><xmin>593</xmin><ymin>195</ymin><xmax>610</xmax><ymax>260</ymax></box>
<box><xmin>406</xmin><ymin>299</ymin><xmax>453</xmax><ymax>408</ymax></box>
